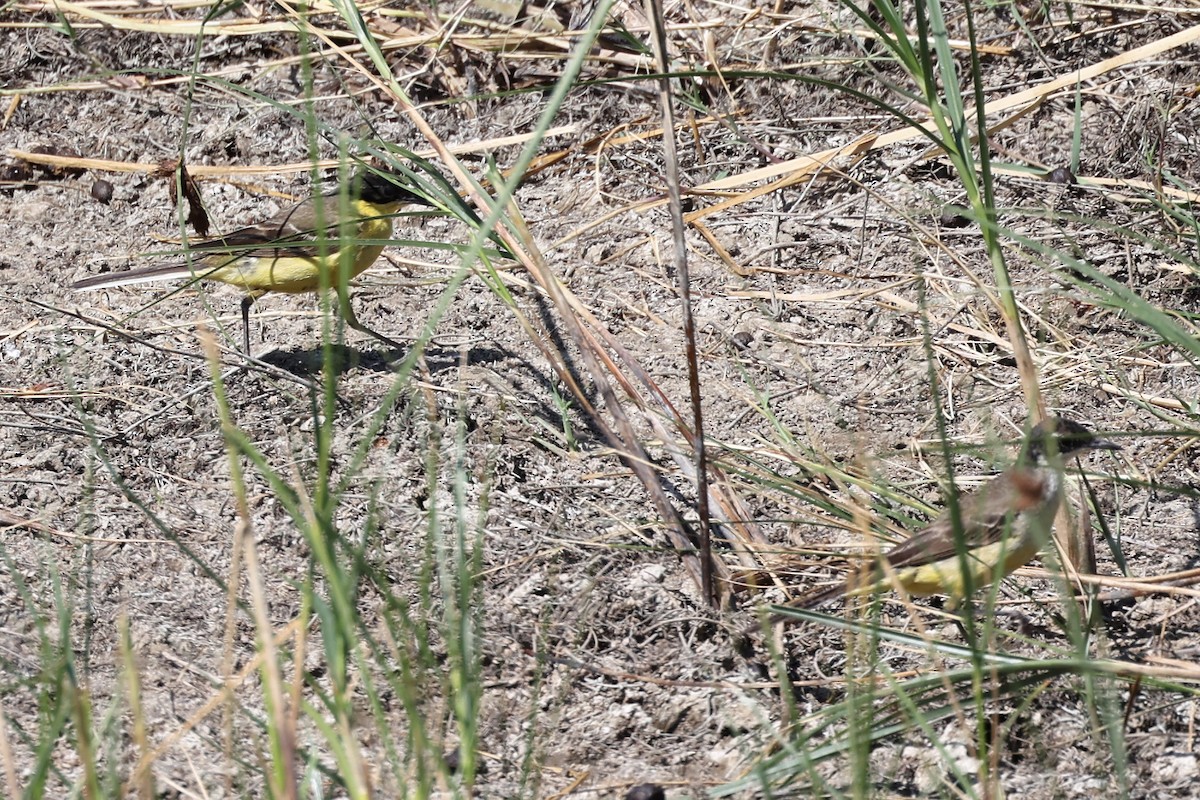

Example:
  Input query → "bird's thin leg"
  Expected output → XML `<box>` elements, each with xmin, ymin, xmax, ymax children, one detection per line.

<box><xmin>240</xmin><ymin>295</ymin><xmax>255</xmax><ymax>354</ymax></box>
<box><xmin>950</xmin><ymin>597</ymin><xmax>980</xmax><ymax>645</ymax></box>
<box><xmin>338</xmin><ymin>291</ymin><xmax>405</xmax><ymax>354</ymax></box>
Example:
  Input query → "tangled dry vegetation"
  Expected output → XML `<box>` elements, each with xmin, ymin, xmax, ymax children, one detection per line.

<box><xmin>3</xmin><ymin>1</ymin><xmax>1200</xmax><ymax>798</ymax></box>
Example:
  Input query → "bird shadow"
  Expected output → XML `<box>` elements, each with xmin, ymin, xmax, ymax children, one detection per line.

<box><xmin>257</xmin><ymin>343</ymin><xmax>400</xmax><ymax>375</ymax></box>
<box><xmin>257</xmin><ymin>340</ymin><xmax>515</xmax><ymax>377</ymax></box>
<box><xmin>254</xmin><ymin>337</ymin><xmax>609</xmax><ymax>451</ymax></box>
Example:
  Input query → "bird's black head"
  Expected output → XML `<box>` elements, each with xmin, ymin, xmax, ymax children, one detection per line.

<box><xmin>354</xmin><ymin>169</ymin><xmax>430</xmax><ymax>207</ymax></box>
<box><xmin>1027</xmin><ymin>416</ymin><xmax>1120</xmax><ymax>462</ymax></box>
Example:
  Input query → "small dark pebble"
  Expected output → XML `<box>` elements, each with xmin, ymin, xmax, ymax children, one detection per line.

<box><xmin>939</xmin><ymin>206</ymin><xmax>971</xmax><ymax>228</ymax></box>
<box><xmin>91</xmin><ymin>179</ymin><xmax>114</xmax><ymax>204</ymax></box>
<box><xmin>626</xmin><ymin>784</ymin><xmax>665</xmax><ymax>800</ymax></box>
<box><xmin>1047</xmin><ymin>166</ymin><xmax>1076</xmax><ymax>185</ymax></box>
<box><xmin>730</xmin><ymin>330</ymin><xmax>754</xmax><ymax>350</ymax></box>
<box><xmin>442</xmin><ymin>747</ymin><xmax>487</xmax><ymax>775</ymax></box>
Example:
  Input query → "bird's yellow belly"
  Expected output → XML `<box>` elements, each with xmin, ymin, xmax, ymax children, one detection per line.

<box><xmin>209</xmin><ymin>256</ymin><xmax>324</xmax><ymax>294</ymax></box>
<box><xmin>894</xmin><ymin>536</ymin><xmax>1042</xmax><ymax>603</ymax></box>
<box><xmin>205</xmin><ymin>216</ymin><xmax>393</xmax><ymax>295</ymax></box>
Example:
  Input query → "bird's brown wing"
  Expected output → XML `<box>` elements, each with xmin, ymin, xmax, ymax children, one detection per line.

<box><xmin>187</xmin><ymin>196</ymin><xmax>343</xmax><ymax>259</ymax></box>
<box><xmin>884</xmin><ymin>468</ymin><xmax>1047</xmax><ymax>570</ymax></box>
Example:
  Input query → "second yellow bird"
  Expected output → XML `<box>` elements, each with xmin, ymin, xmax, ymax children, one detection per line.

<box><xmin>768</xmin><ymin>417</ymin><xmax>1120</xmax><ymax>620</ymax></box>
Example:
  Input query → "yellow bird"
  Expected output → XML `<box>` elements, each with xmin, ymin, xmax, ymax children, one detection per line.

<box><xmin>768</xmin><ymin>417</ymin><xmax>1120</xmax><ymax>620</ymax></box>
<box><xmin>73</xmin><ymin>168</ymin><xmax>430</xmax><ymax>353</ymax></box>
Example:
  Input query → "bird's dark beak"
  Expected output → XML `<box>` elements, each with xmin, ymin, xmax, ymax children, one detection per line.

<box><xmin>1092</xmin><ymin>438</ymin><xmax>1121</xmax><ymax>451</ymax></box>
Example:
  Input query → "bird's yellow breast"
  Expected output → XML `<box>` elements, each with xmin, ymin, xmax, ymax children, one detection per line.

<box><xmin>203</xmin><ymin>201</ymin><xmax>399</xmax><ymax>295</ymax></box>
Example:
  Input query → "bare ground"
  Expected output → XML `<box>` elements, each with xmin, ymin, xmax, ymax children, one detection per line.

<box><xmin>3</xmin><ymin>2</ymin><xmax>1200</xmax><ymax>798</ymax></box>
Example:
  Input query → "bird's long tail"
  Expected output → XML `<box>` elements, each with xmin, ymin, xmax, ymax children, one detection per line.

<box><xmin>764</xmin><ymin>580</ymin><xmax>850</xmax><ymax>624</ymax></box>
<box><xmin>72</xmin><ymin>262</ymin><xmax>218</xmax><ymax>291</ymax></box>
<box><xmin>736</xmin><ymin>580</ymin><xmax>852</xmax><ymax>643</ymax></box>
